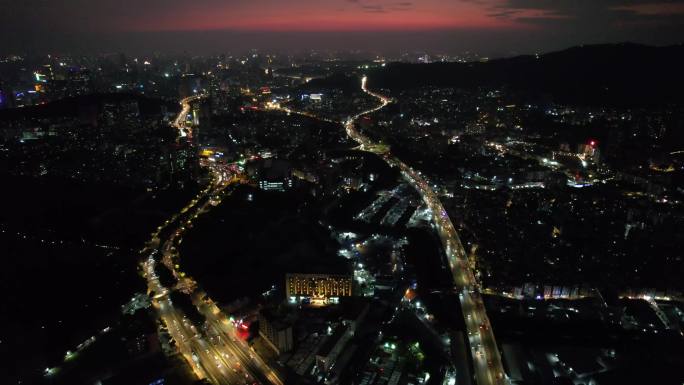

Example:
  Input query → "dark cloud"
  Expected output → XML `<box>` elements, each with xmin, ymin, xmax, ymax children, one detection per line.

<box><xmin>467</xmin><ymin>0</ymin><xmax>684</xmax><ymax>50</ymax></box>
<box><xmin>347</xmin><ymin>0</ymin><xmax>414</xmax><ymax>13</ymax></box>
<box><xmin>486</xmin><ymin>9</ymin><xmax>518</xmax><ymax>18</ymax></box>
<box><xmin>483</xmin><ymin>0</ymin><xmax>684</xmax><ymax>21</ymax></box>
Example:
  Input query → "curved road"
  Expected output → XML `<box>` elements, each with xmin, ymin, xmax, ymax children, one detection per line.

<box><xmin>282</xmin><ymin>76</ymin><xmax>508</xmax><ymax>385</ymax></box>
<box><xmin>156</xmin><ymin>79</ymin><xmax>507</xmax><ymax>385</ymax></box>
<box><xmin>173</xmin><ymin>94</ymin><xmax>204</xmax><ymax>139</ymax></box>
<box><xmin>142</xmin><ymin>96</ymin><xmax>284</xmax><ymax>385</ymax></box>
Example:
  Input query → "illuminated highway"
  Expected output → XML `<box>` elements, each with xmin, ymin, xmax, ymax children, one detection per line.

<box><xmin>150</xmin><ymin>79</ymin><xmax>506</xmax><ymax>385</ymax></box>
<box><xmin>144</xmin><ymin>256</ymin><xmax>249</xmax><ymax>385</ymax></box>
<box><xmin>266</xmin><ymin>101</ymin><xmax>338</xmax><ymax>125</ymax></box>
<box><xmin>142</xmin><ymin>95</ymin><xmax>284</xmax><ymax>385</ymax></box>
<box><xmin>272</xmin><ymin>76</ymin><xmax>507</xmax><ymax>385</ymax></box>
<box><xmin>352</xmin><ymin>76</ymin><xmax>507</xmax><ymax>385</ymax></box>
<box><xmin>350</xmin><ymin>76</ymin><xmax>507</xmax><ymax>385</ymax></box>
<box><xmin>173</xmin><ymin>94</ymin><xmax>205</xmax><ymax>139</ymax></box>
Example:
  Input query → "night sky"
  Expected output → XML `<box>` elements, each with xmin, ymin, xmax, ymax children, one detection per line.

<box><xmin>2</xmin><ymin>0</ymin><xmax>684</xmax><ymax>55</ymax></box>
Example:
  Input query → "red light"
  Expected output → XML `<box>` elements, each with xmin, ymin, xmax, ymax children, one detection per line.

<box><xmin>589</xmin><ymin>140</ymin><xmax>596</xmax><ymax>146</ymax></box>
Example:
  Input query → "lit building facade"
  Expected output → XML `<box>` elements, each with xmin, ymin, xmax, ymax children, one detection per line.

<box><xmin>286</xmin><ymin>273</ymin><xmax>353</xmax><ymax>305</ymax></box>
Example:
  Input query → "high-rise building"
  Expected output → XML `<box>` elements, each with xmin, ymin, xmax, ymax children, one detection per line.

<box><xmin>316</xmin><ymin>324</ymin><xmax>352</xmax><ymax>372</ymax></box>
<box><xmin>286</xmin><ymin>273</ymin><xmax>353</xmax><ymax>305</ymax></box>
<box><xmin>258</xmin><ymin>309</ymin><xmax>293</xmax><ymax>355</ymax></box>
<box><xmin>265</xmin><ymin>55</ymin><xmax>274</xmax><ymax>78</ymax></box>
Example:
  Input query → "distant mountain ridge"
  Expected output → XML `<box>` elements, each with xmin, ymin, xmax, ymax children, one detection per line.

<box><xmin>368</xmin><ymin>43</ymin><xmax>684</xmax><ymax>106</ymax></box>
